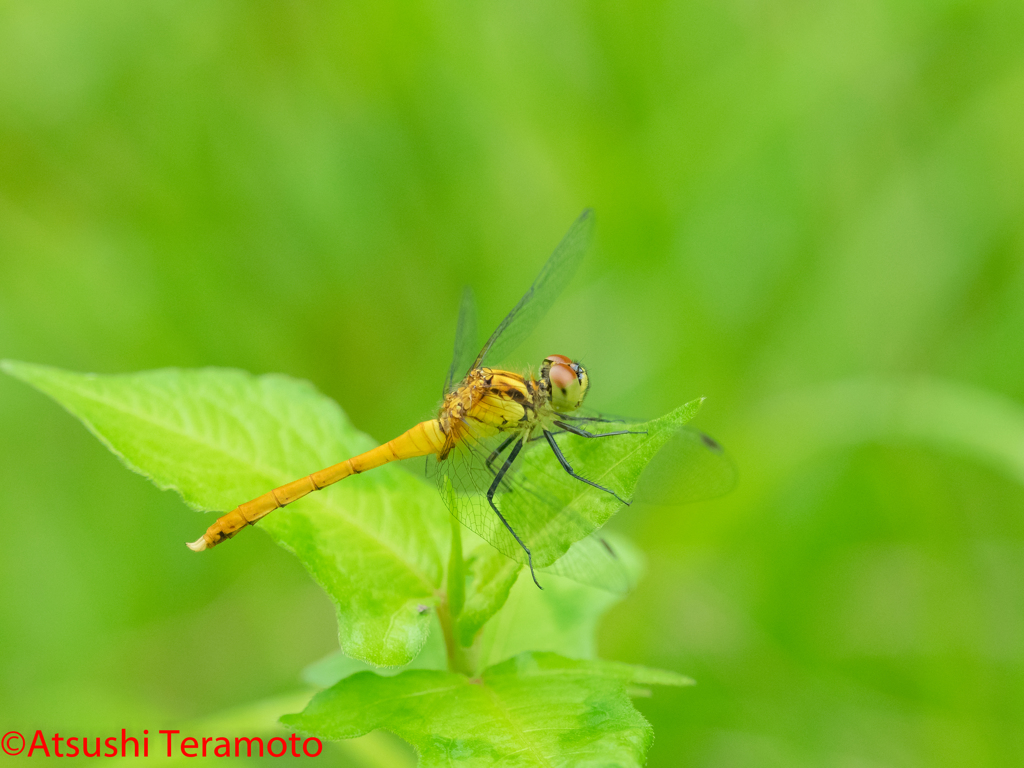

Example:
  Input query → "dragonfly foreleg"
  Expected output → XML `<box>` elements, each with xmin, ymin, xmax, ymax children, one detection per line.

<box><xmin>543</xmin><ymin>429</ymin><xmax>630</xmax><ymax>506</ymax></box>
<box><xmin>486</xmin><ymin>438</ymin><xmax>542</xmax><ymax>590</ymax></box>
<box><xmin>558</xmin><ymin>413</ymin><xmax>626</xmax><ymax>424</ymax></box>
<box><xmin>553</xmin><ymin>420</ymin><xmax>645</xmax><ymax>439</ymax></box>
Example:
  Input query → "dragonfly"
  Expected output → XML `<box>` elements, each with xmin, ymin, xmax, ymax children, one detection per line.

<box><xmin>187</xmin><ymin>210</ymin><xmax>735</xmax><ymax>589</ymax></box>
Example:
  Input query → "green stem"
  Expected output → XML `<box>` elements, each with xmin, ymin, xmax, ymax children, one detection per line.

<box><xmin>441</xmin><ymin>515</ymin><xmax>473</xmax><ymax>675</ymax></box>
<box><xmin>447</xmin><ymin>514</ymin><xmax>465</xmax><ymax>618</ymax></box>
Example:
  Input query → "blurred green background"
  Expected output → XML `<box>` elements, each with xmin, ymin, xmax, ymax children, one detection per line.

<box><xmin>2</xmin><ymin>1</ymin><xmax>1024</xmax><ymax>765</ymax></box>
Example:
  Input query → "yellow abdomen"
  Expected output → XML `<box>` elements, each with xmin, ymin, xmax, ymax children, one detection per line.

<box><xmin>188</xmin><ymin>418</ymin><xmax>446</xmax><ymax>551</ymax></box>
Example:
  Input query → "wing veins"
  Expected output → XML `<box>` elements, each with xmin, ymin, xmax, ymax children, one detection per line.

<box><xmin>472</xmin><ymin>209</ymin><xmax>594</xmax><ymax>370</ymax></box>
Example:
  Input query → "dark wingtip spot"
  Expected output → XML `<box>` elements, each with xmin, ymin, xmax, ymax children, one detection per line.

<box><xmin>600</xmin><ymin>537</ymin><xmax>619</xmax><ymax>558</ymax></box>
<box><xmin>700</xmin><ymin>432</ymin><xmax>722</xmax><ymax>452</ymax></box>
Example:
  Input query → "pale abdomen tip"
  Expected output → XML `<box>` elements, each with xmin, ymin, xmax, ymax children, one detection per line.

<box><xmin>186</xmin><ymin>537</ymin><xmax>208</xmax><ymax>552</ymax></box>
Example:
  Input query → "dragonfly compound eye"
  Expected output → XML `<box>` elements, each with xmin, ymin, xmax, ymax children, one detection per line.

<box><xmin>544</xmin><ymin>354</ymin><xmax>572</xmax><ymax>366</ymax></box>
<box><xmin>543</xmin><ymin>357</ymin><xmax>589</xmax><ymax>413</ymax></box>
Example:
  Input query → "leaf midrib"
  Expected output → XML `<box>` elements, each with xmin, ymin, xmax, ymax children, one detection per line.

<box><xmin>478</xmin><ymin>679</ymin><xmax>556</xmax><ymax>768</ymax></box>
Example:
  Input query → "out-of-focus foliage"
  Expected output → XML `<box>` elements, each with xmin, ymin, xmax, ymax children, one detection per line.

<box><xmin>2</xmin><ymin>1</ymin><xmax>1023</xmax><ymax>766</ymax></box>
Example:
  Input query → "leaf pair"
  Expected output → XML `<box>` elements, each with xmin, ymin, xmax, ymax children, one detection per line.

<box><xmin>4</xmin><ymin>361</ymin><xmax>702</xmax><ymax>766</ymax></box>
<box><xmin>285</xmin><ymin>652</ymin><xmax>692</xmax><ymax>768</ymax></box>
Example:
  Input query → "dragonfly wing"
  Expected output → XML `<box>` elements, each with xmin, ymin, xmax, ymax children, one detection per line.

<box><xmin>538</xmin><ymin>533</ymin><xmax>634</xmax><ymax>594</ymax></box>
<box><xmin>560</xmin><ymin>408</ymin><xmax>738</xmax><ymax>505</ymax></box>
<box><xmin>633</xmin><ymin>425</ymin><xmax>737</xmax><ymax>505</ymax></box>
<box><xmin>433</xmin><ymin>428</ymin><xmax>533</xmax><ymax>565</ymax></box>
<box><xmin>444</xmin><ymin>286</ymin><xmax>478</xmax><ymax>393</ymax></box>
<box><xmin>432</xmin><ymin>408</ymin><xmax>735</xmax><ymax>592</ymax></box>
<box><xmin>473</xmin><ymin>209</ymin><xmax>594</xmax><ymax>370</ymax></box>
<box><xmin>433</xmin><ymin>421</ymin><xmax>632</xmax><ymax>587</ymax></box>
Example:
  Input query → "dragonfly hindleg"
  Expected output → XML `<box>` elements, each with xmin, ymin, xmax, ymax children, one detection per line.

<box><xmin>543</xmin><ymin>429</ymin><xmax>630</xmax><ymax>506</ymax></box>
<box><xmin>486</xmin><ymin>438</ymin><xmax>542</xmax><ymax>589</ymax></box>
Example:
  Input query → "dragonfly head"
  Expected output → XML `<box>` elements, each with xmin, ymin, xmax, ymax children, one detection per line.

<box><xmin>542</xmin><ymin>354</ymin><xmax>589</xmax><ymax>413</ymax></box>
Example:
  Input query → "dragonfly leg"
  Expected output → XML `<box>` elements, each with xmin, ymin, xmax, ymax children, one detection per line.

<box><xmin>559</xmin><ymin>413</ymin><xmax>625</xmax><ymax>424</ymax></box>
<box><xmin>486</xmin><ymin>438</ymin><xmax>542</xmax><ymax>590</ymax></box>
<box><xmin>528</xmin><ymin>429</ymin><xmax>564</xmax><ymax>443</ymax></box>
<box><xmin>477</xmin><ymin>435</ymin><xmax>515</xmax><ymax>492</ymax></box>
<box><xmin>485</xmin><ymin>434</ymin><xmax>517</xmax><ymax>470</ymax></box>
<box><xmin>553</xmin><ymin>420</ymin><xmax>645</xmax><ymax>439</ymax></box>
<box><xmin>543</xmin><ymin>429</ymin><xmax>630</xmax><ymax>506</ymax></box>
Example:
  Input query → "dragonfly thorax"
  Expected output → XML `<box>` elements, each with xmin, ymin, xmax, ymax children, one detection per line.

<box><xmin>540</xmin><ymin>354</ymin><xmax>589</xmax><ymax>414</ymax></box>
<box><xmin>437</xmin><ymin>357</ymin><xmax>589</xmax><ymax>452</ymax></box>
<box><xmin>440</xmin><ymin>371</ymin><xmax>487</xmax><ymax>428</ymax></box>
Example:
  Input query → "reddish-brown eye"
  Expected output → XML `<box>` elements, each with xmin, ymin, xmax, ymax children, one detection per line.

<box><xmin>545</xmin><ymin>354</ymin><xmax>572</xmax><ymax>366</ymax></box>
<box><xmin>549</xmin><ymin>363</ymin><xmax>576</xmax><ymax>390</ymax></box>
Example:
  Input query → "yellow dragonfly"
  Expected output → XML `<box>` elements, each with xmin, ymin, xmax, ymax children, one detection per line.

<box><xmin>188</xmin><ymin>210</ymin><xmax>734</xmax><ymax>589</ymax></box>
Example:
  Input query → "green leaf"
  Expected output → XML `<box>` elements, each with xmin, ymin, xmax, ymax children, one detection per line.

<box><xmin>107</xmin><ymin>690</ymin><xmax>417</xmax><ymax>768</ymax></box>
<box><xmin>281</xmin><ymin>652</ymin><xmax>693</xmax><ymax>768</ymax></box>
<box><xmin>457</xmin><ymin>541</ymin><xmax>522</xmax><ymax>646</ymax></box>
<box><xmin>303</xmin><ymin>616</ymin><xmax>449</xmax><ymax>688</ymax></box>
<box><xmin>455</xmin><ymin>528</ymin><xmax>645</xmax><ymax>652</ymax></box>
<box><xmin>1</xmin><ymin>361</ymin><xmax>449</xmax><ymax>667</ymax></box>
<box><xmin>489</xmin><ymin>399</ymin><xmax>706</xmax><ymax>572</ymax></box>
<box><xmin>450</xmin><ymin>396</ymin><xmax>702</xmax><ymax>647</ymax></box>
<box><xmin>477</xmin><ymin>534</ymin><xmax>644</xmax><ymax>669</ymax></box>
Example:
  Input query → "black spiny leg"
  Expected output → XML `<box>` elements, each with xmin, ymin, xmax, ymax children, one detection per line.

<box><xmin>528</xmin><ymin>429</ymin><xmax>564</xmax><ymax>442</ymax></box>
<box><xmin>543</xmin><ymin>429</ymin><xmax>631</xmax><ymax>506</ymax></box>
<box><xmin>483</xmin><ymin>434</ymin><xmax>516</xmax><ymax>494</ymax></box>
<box><xmin>485</xmin><ymin>434</ymin><xmax>516</xmax><ymax>470</ymax></box>
<box><xmin>553</xmin><ymin>420</ymin><xmax>645</xmax><ymax>439</ymax></box>
<box><xmin>486</xmin><ymin>438</ymin><xmax>542</xmax><ymax>589</ymax></box>
<box><xmin>558</xmin><ymin>413</ymin><xmax>625</xmax><ymax>424</ymax></box>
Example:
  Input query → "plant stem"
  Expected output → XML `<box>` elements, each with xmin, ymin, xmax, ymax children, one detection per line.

<box><xmin>440</xmin><ymin>515</ymin><xmax>473</xmax><ymax>676</ymax></box>
<box><xmin>447</xmin><ymin>514</ymin><xmax>466</xmax><ymax>618</ymax></box>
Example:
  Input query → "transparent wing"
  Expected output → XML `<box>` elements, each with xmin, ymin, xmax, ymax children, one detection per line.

<box><xmin>538</xmin><ymin>532</ymin><xmax>635</xmax><ymax>593</ymax></box>
<box><xmin>432</xmin><ymin>420</ymin><xmax>632</xmax><ymax>592</ymax></box>
<box><xmin>560</xmin><ymin>409</ymin><xmax>738</xmax><ymax>505</ymax></box>
<box><xmin>473</xmin><ymin>209</ymin><xmax>594</xmax><ymax>370</ymax></box>
<box><xmin>445</xmin><ymin>286</ymin><xmax>478</xmax><ymax>394</ymax></box>
<box><xmin>633</xmin><ymin>426</ymin><xmax>737</xmax><ymax>505</ymax></box>
<box><xmin>431</xmin><ymin>407</ymin><xmax>736</xmax><ymax>592</ymax></box>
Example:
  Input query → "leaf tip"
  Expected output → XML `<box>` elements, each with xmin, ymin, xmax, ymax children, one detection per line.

<box><xmin>0</xmin><ymin>359</ymin><xmax>56</xmax><ymax>388</ymax></box>
<box><xmin>0</xmin><ymin>358</ymin><xmax>26</xmax><ymax>378</ymax></box>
